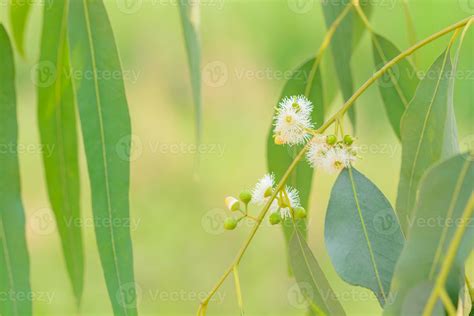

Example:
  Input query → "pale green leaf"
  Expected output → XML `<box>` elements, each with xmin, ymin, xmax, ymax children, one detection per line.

<box><xmin>325</xmin><ymin>167</ymin><xmax>404</xmax><ymax>306</ymax></box>
<box><xmin>267</xmin><ymin>57</ymin><xmax>324</xmax><ymax>257</ymax></box>
<box><xmin>9</xmin><ymin>0</ymin><xmax>32</xmax><ymax>57</ymax></box>
<box><xmin>372</xmin><ymin>33</ymin><xmax>419</xmax><ymax>139</ymax></box>
<box><xmin>0</xmin><ymin>24</ymin><xmax>32</xmax><ymax>316</ymax></box>
<box><xmin>289</xmin><ymin>230</ymin><xmax>346</xmax><ymax>316</ymax></box>
<box><xmin>68</xmin><ymin>1</ymin><xmax>137</xmax><ymax>314</ymax></box>
<box><xmin>385</xmin><ymin>153</ymin><xmax>474</xmax><ymax>315</ymax></box>
<box><xmin>38</xmin><ymin>1</ymin><xmax>84</xmax><ymax>304</ymax></box>
<box><xmin>178</xmin><ymin>0</ymin><xmax>202</xmax><ymax>144</ymax></box>
<box><xmin>396</xmin><ymin>49</ymin><xmax>454</xmax><ymax>234</ymax></box>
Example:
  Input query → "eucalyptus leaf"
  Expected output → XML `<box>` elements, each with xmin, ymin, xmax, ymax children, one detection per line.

<box><xmin>372</xmin><ymin>33</ymin><xmax>419</xmax><ymax>139</ymax></box>
<box><xmin>9</xmin><ymin>0</ymin><xmax>32</xmax><ymax>57</ymax></box>
<box><xmin>325</xmin><ymin>167</ymin><xmax>404</xmax><ymax>306</ymax></box>
<box><xmin>396</xmin><ymin>49</ymin><xmax>454</xmax><ymax>234</ymax></box>
<box><xmin>0</xmin><ymin>24</ymin><xmax>32</xmax><ymax>316</ymax></box>
<box><xmin>178</xmin><ymin>0</ymin><xmax>202</xmax><ymax>145</ymax></box>
<box><xmin>290</xmin><ymin>230</ymin><xmax>346</xmax><ymax>316</ymax></box>
<box><xmin>68</xmin><ymin>1</ymin><xmax>137</xmax><ymax>314</ymax></box>
<box><xmin>38</xmin><ymin>1</ymin><xmax>84</xmax><ymax>304</ymax></box>
<box><xmin>352</xmin><ymin>0</ymin><xmax>372</xmax><ymax>50</ymax></box>
<box><xmin>267</xmin><ymin>57</ymin><xmax>324</xmax><ymax>258</ymax></box>
<box><xmin>385</xmin><ymin>153</ymin><xmax>474</xmax><ymax>315</ymax></box>
<box><xmin>321</xmin><ymin>0</ymin><xmax>356</xmax><ymax>129</ymax></box>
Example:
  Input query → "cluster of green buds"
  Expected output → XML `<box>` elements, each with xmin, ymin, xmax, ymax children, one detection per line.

<box><xmin>223</xmin><ymin>191</ymin><xmax>253</xmax><ymax>230</ymax></box>
<box><xmin>222</xmin><ymin>174</ymin><xmax>308</xmax><ymax>231</ymax></box>
<box><xmin>306</xmin><ymin>133</ymin><xmax>358</xmax><ymax>173</ymax></box>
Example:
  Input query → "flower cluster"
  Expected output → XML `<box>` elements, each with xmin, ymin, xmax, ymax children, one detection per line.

<box><xmin>222</xmin><ymin>173</ymin><xmax>307</xmax><ymax>231</ymax></box>
<box><xmin>273</xmin><ymin>95</ymin><xmax>313</xmax><ymax>146</ymax></box>
<box><xmin>273</xmin><ymin>95</ymin><xmax>359</xmax><ymax>173</ymax></box>
<box><xmin>306</xmin><ymin>134</ymin><xmax>358</xmax><ymax>173</ymax></box>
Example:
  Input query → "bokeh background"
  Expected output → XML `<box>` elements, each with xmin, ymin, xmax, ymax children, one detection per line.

<box><xmin>0</xmin><ymin>0</ymin><xmax>473</xmax><ymax>315</ymax></box>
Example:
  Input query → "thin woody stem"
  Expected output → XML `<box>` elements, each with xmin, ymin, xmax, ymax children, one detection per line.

<box><xmin>198</xmin><ymin>15</ymin><xmax>472</xmax><ymax>316</ymax></box>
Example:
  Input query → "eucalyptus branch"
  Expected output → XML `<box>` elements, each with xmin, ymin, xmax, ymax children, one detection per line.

<box><xmin>198</xmin><ymin>16</ymin><xmax>472</xmax><ymax>316</ymax></box>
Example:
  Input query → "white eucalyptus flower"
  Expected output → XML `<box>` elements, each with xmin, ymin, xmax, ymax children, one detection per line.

<box><xmin>321</xmin><ymin>147</ymin><xmax>353</xmax><ymax>174</ymax></box>
<box><xmin>252</xmin><ymin>173</ymin><xmax>275</xmax><ymax>205</ymax></box>
<box><xmin>306</xmin><ymin>137</ymin><xmax>330</xmax><ymax>168</ymax></box>
<box><xmin>273</xmin><ymin>108</ymin><xmax>313</xmax><ymax>145</ymax></box>
<box><xmin>272</xmin><ymin>186</ymin><xmax>301</xmax><ymax>219</ymax></box>
<box><xmin>279</xmin><ymin>95</ymin><xmax>313</xmax><ymax>117</ymax></box>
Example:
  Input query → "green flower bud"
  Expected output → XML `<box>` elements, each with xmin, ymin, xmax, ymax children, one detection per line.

<box><xmin>264</xmin><ymin>187</ymin><xmax>273</xmax><ymax>198</ymax></box>
<box><xmin>225</xmin><ymin>197</ymin><xmax>241</xmax><ymax>212</ymax></box>
<box><xmin>343</xmin><ymin>135</ymin><xmax>354</xmax><ymax>145</ymax></box>
<box><xmin>269</xmin><ymin>212</ymin><xmax>281</xmax><ymax>225</ymax></box>
<box><xmin>239</xmin><ymin>191</ymin><xmax>252</xmax><ymax>204</ymax></box>
<box><xmin>294</xmin><ymin>207</ymin><xmax>307</xmax><ymax>219</ymax></box>
<box><xmin>326</xmin><ymin>134</ymin><xmax>337</xmax><ymax>145</ymax></box>
<box><xmin>224</xmin><ymin>217</ymin><xmax>238</xmax><ymax>230</ymax></box>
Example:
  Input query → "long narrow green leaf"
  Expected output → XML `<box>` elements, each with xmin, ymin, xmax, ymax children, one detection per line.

<box><xmin>38</xmin><ymin>1</ymin><xmax>84</xmax><ymax>304</ymax></box>
<box><xmin>396</xmin><ymin>49</ymin><xmax>454</xmax><ymax>234</ymax></box>
<box><xmin>178</xmin><ymin>0</ymin><xmax>202</xmax><ymax>145</ymax></box>
<box><xmin>0</xmin><ymin>24</ymin><xmax>32</xmax><ymax>316</ymax></box>
<box><xmin>385</xmin><ymin>153</ymin><xmax>474</xmax><ymax>315</ymax></box>
<box><xmin>325</xmin><ymin>167</ymin><xmax>404</xmax><ymax>306</ymax></box>
<box><xmin>372</xmin><ymin>33</ymin><xmax>419</xmax><ymax>139</ymax></box>
<box><xmin>321</xmin><ymin>0</ymin><xmax>359</xmax><ymax>129</ymax></box>
<box><xmin>68</xmin><ymin>1</ymin><xmax>137</xmax><ymax>314</ymax></box>
<box><xmin>267</xmin><ymin>57</ymin><xmax>324</xmax><ymax>258</ymax></box>
<box><xmin>289</xmin><ymin>230</ymin><xmax>346</xmax><ymax>316</ymax></box>
<box><xmin>442</xmin><ymin>22</ymin><xmax>472</xmax><ymax>157</ymax></box>
<box><xmin>401</xmin><ymin>0</ymin><xmax>418</xmax><ymax>67</ymax></box>
<box><xmin>9</xmin><ymin>0</ymin><xmax>32</xmax><ymax>57</ymax></box>
<box><xmin>352</xmin><ymin>0</ymin><xmax>372</xmax><ymax>50</ymax></box>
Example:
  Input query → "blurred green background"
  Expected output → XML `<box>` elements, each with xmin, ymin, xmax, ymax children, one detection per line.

<box><xmin>0</xmin><ymin>0</ymin><xmax>473</xmax><ymax>315</ymax></box>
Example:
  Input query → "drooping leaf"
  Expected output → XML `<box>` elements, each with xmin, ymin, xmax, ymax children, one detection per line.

<box><xmin>396</xmin><ymin>49</ymin><xmax>454</xmax><ymax>235</ymax></box>
<box><xmin>267</xmin><ymin>57</ymin><xmax>324</xmax><ymax>256</ymax></box>
<box><xmin>372</xmin><ymin>33</ymin><xmax>419</xmax><ymax>139</ymax></box>
<box><xmin>37</xmin><ymin>1</ymin><xmax>84</xmax><ymax>304</ymax></box>
<box><xmin>0</xmin><ymin>24</ymin><xmax>32</xmax><ymax>316</ymax></box>
<box><xmin>325</xmin><ymin>167</ymin><xmax>405</xmax><ymax>306</ymax></box>
<box><xmin>442</xmin><ymin>22</ymin><xmax>472</xmax><ymax>157</ymax></box>
<box><xmin>178</xmin><ymin>0</ymin><xmax>202</xmax><ymax>145</ymax></box>
<box><xmin>352</xmin><ymin>0</ymin><xmax>372</xmax><ymax>50</ymax></box>
<box><xmin>401</xmin><ymin>0</ymin><xmax>418</xmax><ymax>67</ymax></box>
<box><xmin>9</xmin><ymin>0</ymin><xmax>32</xmax><ymax>57</ymax></box>
<box><xmin>68</xmin><ymin>1</ymin><xmax>137</xmax><ymax>314</ymax></box>
<box><xmin>321</xmin><ymin>0</ymin><xmax>356</xmax><ymax>129</ymax></box>
<box><xmin>385</xmin><ymin>153</ymin><xmax>474</xmax><ymax>315</ymax></box>
<box><xmin>289</xmin><ymin>230</ymin><xmax>346</xmax><ymax>316</ymax></box>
